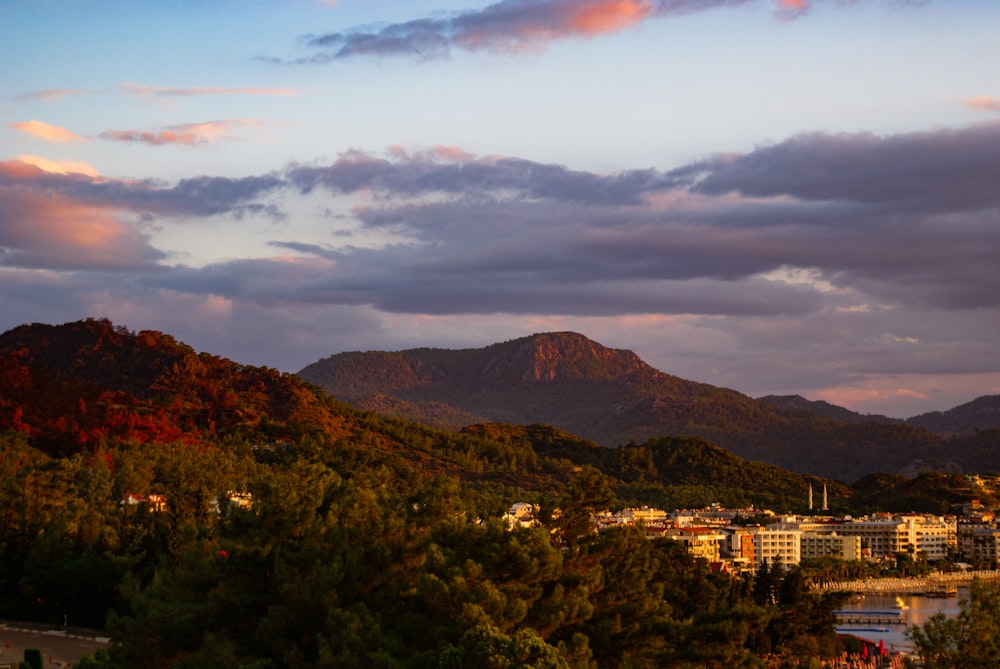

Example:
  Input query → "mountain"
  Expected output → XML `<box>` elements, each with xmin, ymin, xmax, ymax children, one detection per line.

<box><xmin>757</xmin><ymin>395</ymin><xmax>900</xmax><ymax>425</ymax></box>
<box><xmin>2</xmin><ymin>319</ymin><xmax>993</xmax><ymax>484</ymax></box>
<box><xmin>907</xmin><ymin>395</ymin><xmax>1000</xmax><ymax>435</ymax></box>
<box><xmin>761</xmin><ymin>394</ymin><xmax>1000</xmax><ymax>437</ymax></box>
<box><xmin>299</xmin><ymin>331</ymin><xmax>783</xmax><ymax>444</ymax></box>
<box><xmin>299</xmin><ymin>332</ymin><xmax>997</xmax><ymax>481</ymax></box>
<box><xmin>0</xmin><ymin>319</ymin><xmax>833</xmax><ymax>504</ymax></box>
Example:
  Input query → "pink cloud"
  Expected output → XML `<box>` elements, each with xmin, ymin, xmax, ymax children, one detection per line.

<box><xmin>99</xmin><ymin>119</ymin><xmax>264</xmax><ymax>147</ymax></box>
<box><xmin>773</xmin><ymin>0</ymin><xmax>810</xmax><ymax>19</ymax></box>
<box><xmin>962</xmin><ymin>95</ymin><xmax>1000</xmax><ymax>113</ymax></box>
<box><xmin>8</xmin><ymin>119</ymin><xmax>86</xmax><ymax>143</ymax></box>
<box><xmin>301</xmin><ymin>0</ymin><xmax>932</xmax><ymax>62</ymax></box>
<box><xmin>0</xmin><ymin>157</ymin><xmax>284</xmax><ymax>220</ymax></box>
<box><xmin>572</xmin><ymin>0</ymin><xmax>654</xmax><ymax>34</ymax></box>
<box><xmin>456</xmin><ymin>0</ymin><xmax>657</xmax><ymax>51</ymax></box>
<box><xmin>0</xmin><ymin>162</ymin><xmax>161</xmax><ymax>270</ymax></box>
<box><xmin>307</xmin><ymin>0</ymin><xmax>747</xmax><ymax>60</ymax></box>
<box><xmin>387</xmin><ymin>144</ymin><xmax>479</xmax><ymax>163</ymax></box>
<box><xmin>14</xmin><ymin>155</ymin><xmax>100</xmax><ymax>178</ymax></box>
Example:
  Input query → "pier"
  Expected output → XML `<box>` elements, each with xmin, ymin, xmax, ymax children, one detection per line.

<box><xmin>813</xmin><ymin>570</ymin><xmax>1000</xmax><ymax>595</ymax></box>
<box><xmin>834</xmin><ymin>609</ymin><xmax>905</xmax><ymax>625</ymax></box>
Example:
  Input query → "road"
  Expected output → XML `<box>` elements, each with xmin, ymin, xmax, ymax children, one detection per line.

<box><xmin>0</xmin><ymin>624</ymin><xmax>109</xmax><ymax>668</ymax></box>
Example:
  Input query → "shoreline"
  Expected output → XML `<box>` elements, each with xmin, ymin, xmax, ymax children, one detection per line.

<box><xmin>812</xmin><ymin>570</ymin><xmax>1000</xmax><ymax>595</ymax></box>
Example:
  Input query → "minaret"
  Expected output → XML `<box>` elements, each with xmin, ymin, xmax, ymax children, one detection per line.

<box><xmin>823</xmin><ymin>484</ymin><xmax>828</xmax><ymax>511</ymax></box>
<box><xmin>808</xmin><ymin>484</ymin><xmax>813</xmax><ymax>511</ymax></box>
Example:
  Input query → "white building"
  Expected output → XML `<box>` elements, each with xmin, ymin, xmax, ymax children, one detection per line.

<box><xmin>831</xmin><ymin>515</ymin><xmax>955</xmax><ymax>561</ymax></box>
<box><xmin>751</xmin><ymin>528</ymin><xmax>801</xmax><ymax>569</ymax></box>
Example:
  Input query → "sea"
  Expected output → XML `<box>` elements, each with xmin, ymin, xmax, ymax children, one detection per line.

<box><xmin>834</xmin><ymin>588</ymin><xmax>965</xmax><ymax>655</ymax></box>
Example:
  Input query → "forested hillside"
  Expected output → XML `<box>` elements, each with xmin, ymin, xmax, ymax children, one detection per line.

<box><xmin>0</xmin><ymin>319</ymin><xmax>989</xmax><ymax>667</ymax></box>
<box><xmin>756</xmin><ymin>395</ymin><xmax>899</xmax><ymax>425</ymax></box>
<box><xmin>299</xmin><ymin>332</ymin><xmax>995</xmax><ymax>481</ymax></box>
<box><xmin>0</xmin><ymin>318</ymin><xmax>347</xmax><ymax>455</ymax></box>
<box><xmin>907</xmin><ymin>395</ymin><xmax>1000</xmax><ymax>435</ymax></box>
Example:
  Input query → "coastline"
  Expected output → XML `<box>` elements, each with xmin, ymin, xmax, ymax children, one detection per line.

<box><xmin>812</xmin><ymin>570</ymin><xmax>1000</xmax><ymax>595</ymax></box>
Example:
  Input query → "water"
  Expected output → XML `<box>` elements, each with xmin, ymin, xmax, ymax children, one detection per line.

<box><xmin>834</xmin><ymin>589</ymin><xmax>964</xmax><ymax>654</ymax></box>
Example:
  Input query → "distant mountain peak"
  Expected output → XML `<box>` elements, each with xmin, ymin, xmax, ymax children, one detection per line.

<box><xmin>480</xmin><ymin>332</ymin><xmax>650</xmax><ymax>387</ymax></box>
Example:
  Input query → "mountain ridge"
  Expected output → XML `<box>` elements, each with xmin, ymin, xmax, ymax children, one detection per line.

<box><xmin>299</xmin><ymin>331</ymin><xmax>1000</xmax><ymax>481</ymax></box>
<box><xmin>0</xmin><ymin>318</ymin><xmax>850</xmax><ymax>509</ymax></box>
<box><xmin>756</xmin><ymin>395</ymin><xmax>902</xmax><ymax>425</ymax></box>
<box><xmin>907</xmin><ymin>395</ymin><xmax>1000</xmax><ymax>435</ymax></box>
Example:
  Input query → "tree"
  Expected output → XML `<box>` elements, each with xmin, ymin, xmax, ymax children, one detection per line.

<box><xmin>22</xmin><ymin>649</ymin><xmax>43</xmax><ymax>669</ymax></box>
<box><xmin>910</xmin><ymin>579</ymin><xmax>1000</xmax><ymax>668</ymax></box>
<box><xmin>437</xmin><ymin>624</ymin><xmax>568</xmax><ymax>669</ymax></box>
<box><xmin>552</xmin><ymin>467</ymin><xmax>614</xmax><ymax>551</ymax></box>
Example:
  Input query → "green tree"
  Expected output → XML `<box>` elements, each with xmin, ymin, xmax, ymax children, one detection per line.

<box><xmin>552</xmin><ymin>467</ymin><xmax>614</xmax><ymax>551</ymax></box>
<box><xmin>910</xmin><ymin>579</ymin><xmax>1000</xmax><ymax>668</ymax></box>
<box><xmin>437</xmin><ymin>624</ymin><xmax>568</xmax><ymax>669</ymax></box>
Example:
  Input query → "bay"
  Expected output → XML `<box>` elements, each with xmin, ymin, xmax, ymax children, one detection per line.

<box><xmin>834</xmin><ymin>588</ymin><xmax>965</xmax><ymax>655</ymax></box>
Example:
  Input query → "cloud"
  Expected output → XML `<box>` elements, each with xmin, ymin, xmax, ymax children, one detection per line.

<box><xmin>0</xmin><ymin>164</ymin><xmax>163</xmax><ymax>271</ymax></box>
<box><xmin>0</xmin><ymin>155</ymin><xmax>289</xmax><ymax>274</ymax></box>
<box><xmin>287</xmin><ymin>146</ymin><xmax>673</xmax><ymax>205</ymax></box>
<box><xmin>275</xmin><ymin>122</ymin><xmax>1000</xmax><ymax>322</ymax></box>
<box><xmin>1</xmin><ymin>158</ymin><xmax>285</xmax><ymax>219</ymax></box>
<box><xmin>14</xmin><ymin>155</ymin><xmax>100</xmax><ymax>178</ymax></box>
<box><xmin>8</xmin><ymin>120</ymin><xmax>86</xmax><ymax>143</ymax></box>
<box><xmin>121</xmin><ymin>83</ymin><xmax>297</xmax><ymax>99</ymax></box>
<box><xmin>2</xmin><ymin>118</ymin><xmax>1000</xmax><ymax>417</ymax></box>
<box><xmin>290</xmin><ymin>0</ymin><xmax>927</xmax><ymax>62</ymax></box>
<box><xmin>771</xmin><ymin>0</ymin><xmax>928</xmax><ymax>22</ymax></box>
<box><xmin>99</xmin><ymin>119</ymin><xmax>265</xmax><ymax>147</ymax></box>
<box><xmin>681</xmin><ymin>122</ymin><xmax>1000</xmax><ymax>212</ymax></box>
<box><xmin>10</xmin><ymin>88</ymin><xmax>90</xmax><ymax>103</ymax></box>
<box><xmin>773</xmin><ymin>0</ymin><xmax>810</xmax><ymax>19</ymax></box>
<box><xmin>0</xmin><ymin>191</ymin><xmax>164</xmax><ymax>270</ymax></box>
<box><xmin>963</xmin><ymin>95</ymin><xmax>1000</xmax><ymax>113</ymax></box>
<box><xmin>10</xmin><ymin>119</ymin><xmax>993</xmax><ymax>321</ymax></box>
<box><xmin>297</xmin><ymin>0</ymin><xmax>748</xmax><ymax>61</ymax></box>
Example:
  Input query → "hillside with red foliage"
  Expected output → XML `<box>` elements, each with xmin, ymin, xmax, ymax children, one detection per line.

<box><xmin>0</xmin><ymin>318</ymin><xmax>346</xmax><ymax>455</ymax></box>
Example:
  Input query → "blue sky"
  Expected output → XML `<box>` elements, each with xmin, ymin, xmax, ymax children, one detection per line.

<box><xmin>3</xmin><ymin>0</ymin><xmax>1000</xmax><ymax>418</ymax></box>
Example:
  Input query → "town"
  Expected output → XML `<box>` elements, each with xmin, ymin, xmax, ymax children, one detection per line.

<box><xmin>501</xmin><ymin>486</ymin><xmax>1000</xmax><ymax>578</ymax></box>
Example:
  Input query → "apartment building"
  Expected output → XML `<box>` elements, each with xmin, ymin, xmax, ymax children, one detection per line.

<box><xmin>751</xmin><ymin>527</ymin><xmax>801</xmax><ymax>569</ymax></box>
<box><xmin>957</xmin><ymin>526</ymin><xmax>1000</xmax><ymax>566</ymax></box>
<box><xmin>663</xmin><ymin>527</ymin><xmax>727</xmax><ymax>562</ymax></box>
<box><xmin>800</xmin><ymin>531</ymin><xmax>862</xmax><ymax>561</ymax></box>
<box><xmin>831</xmin><ymin>515</ymin><xmax>955</xmax><ymax>561</ymax></box>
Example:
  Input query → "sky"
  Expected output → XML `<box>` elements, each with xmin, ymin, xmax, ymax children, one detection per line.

<box><xmin>3</xmin><ymin>0</ymin><xmax>1000</xmax><ymax>419</ymax></box>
